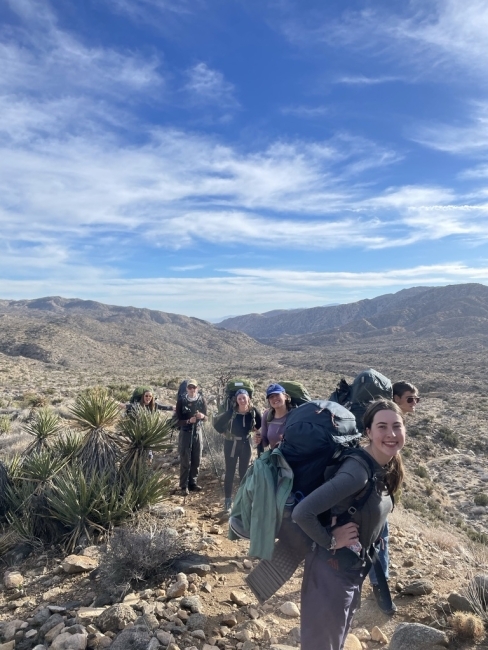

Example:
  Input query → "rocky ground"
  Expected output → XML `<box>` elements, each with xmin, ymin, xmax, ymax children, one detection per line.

<box><xmin>2</xmin><ymin>445</ymin><xmax>488</xmax><ymax>650</ymax></box>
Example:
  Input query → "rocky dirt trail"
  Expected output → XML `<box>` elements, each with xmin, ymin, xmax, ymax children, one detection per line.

<box><xmin>3</xmin><ymin>450</ymin><xmax>488</xmax><ymax>650</ymax></box>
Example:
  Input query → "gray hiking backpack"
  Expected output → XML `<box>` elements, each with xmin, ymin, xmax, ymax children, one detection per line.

<box><xmin>329</xmin><ymin>368</ymin><xmax>392</xmax><ymax>432</ymax></box>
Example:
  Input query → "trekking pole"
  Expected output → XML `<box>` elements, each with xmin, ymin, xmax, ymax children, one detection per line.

<box><xmin>201</xmin><ymin>423</ymin><xmax>224</xmax><ymax>493</ymax></box>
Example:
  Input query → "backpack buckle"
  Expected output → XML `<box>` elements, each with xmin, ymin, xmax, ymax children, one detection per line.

<box><xmin>348</xmin><ymin>506</ymin><xmax>357</xmax><ymax>515</ymax></box>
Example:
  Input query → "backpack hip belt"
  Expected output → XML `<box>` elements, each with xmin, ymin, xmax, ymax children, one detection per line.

<box><xmin>229</xmin><ymin>436</ymin><xmax>248</xmax><ymax>457</ymax></box>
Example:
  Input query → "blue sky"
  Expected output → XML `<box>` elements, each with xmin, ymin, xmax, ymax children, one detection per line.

<box><xmin>2</xmin><ymin>0</ymin><xmax>488</xmax><ymax>320</ymax></box>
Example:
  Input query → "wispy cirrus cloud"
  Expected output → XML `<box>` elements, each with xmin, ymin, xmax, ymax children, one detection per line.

<box><xmin>411</xmin><ymin>101</ymin><xmax>488</xmax><ymax>155</ymax></box>
<box><xmin>183</xmin><ymin>62</ymin><xmax>239</xmax><ymax>109</ymax></box>
<box><xmin>280</xmin><ymin>105</ymin><xmax>329</xmax><ymax>118</ymax></box>
<box><xmin>334</xmin><ymin>75</ymin><xmax>403</xmax><ymax>85</ymax></box>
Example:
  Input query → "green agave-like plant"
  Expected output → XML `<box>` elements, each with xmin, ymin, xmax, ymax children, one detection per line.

<box><xmin>50</xmin><ymin>429</ymin><xmax>84</xmax><ymax>462</ymax></box>
<box><xmin>118</xmin><ymin>408</ymin><xmax>173</xmax><ymax>473</ymax></box>
<box><xmin>23</xmin><ymin>407</ymin><xmax>64</xmax><ymax>456</ymax></box>
<box><xmin>21</xmin><ymin>450</ymin><xmax>68</xmax><ymax>483</ymax></box>
<box><xmin>120</xmin><ymin>461</ymin><xmax>171</xmax><ymax>512</ymax></box>
<box><xmin>70</xmin><ymin>387</ymin><xmax>120</xmax><ymax>478</ymax></box>
<box><xmin>5</xmin><ymin>480</ymin><xmax>51</xmax><ymax>545</ymax></box>
<box><xmin>46</xmin><ymin>467</ymin><xmax>108</xmax><ymax>552</ymax></box>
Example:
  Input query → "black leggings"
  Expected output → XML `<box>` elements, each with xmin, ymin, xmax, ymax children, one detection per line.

<box><xmin>223</xmin><ymin>437</ymin><xmax>252</xmax><ymax>499</ymax></box>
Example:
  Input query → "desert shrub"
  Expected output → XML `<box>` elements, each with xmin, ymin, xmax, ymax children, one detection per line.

<box><xmin>165</xmin><ymin>377</ymin><xmax>182</xmax><ymax>390</ymax></box>
<box><xmin>98</xmin><ymin>518</ymin><xmax>193</xmax><ymax>597</ymax></box>
<box><xmin>22</xmin><ymin>393</ymin><xmax>48</xmax><ymax>408</ymax></box>
<box><xmin>415</xmin><ymin>464</ymin><xmax>429</xmax><ymax>479</ymax></box>
<box><xmin>50</xmin><ymin>429</ymin><xmax>84</xmax><ymax>461</ymax></box>
<box><xmin>436</xmin><ymin>425</ymin><xmax>459</xmax><ymax>448</ymax></box>
<box><xmin>201</xmin><ymin>421</ymin><xmax>225</xmax><ymax>479</ymax></box>
<box><xmin>107</xmin><ymin>383</ymin><xmax>131</xmax><ymax>403</ymax></box>
<box><xmin>474</xmin><ymin>493</ymin><xmax>488</xmax><ymax>507</ymax></box>
<box><xmin>402</xmin><ymin>447</ymin><xmax>412</xmax><ymax>459</ymax></box>
<box><xmin>0</xmin><ymin>415</ymin><xmax>11</xmax><ymax>435</ymax></box>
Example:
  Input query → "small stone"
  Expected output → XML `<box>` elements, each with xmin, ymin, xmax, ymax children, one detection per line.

<box><xmin>156</xmin><ymin>630</ymin><xmax>175</xmax><ymax>646</ymax></box>
<box><xmin>210</xmin><ymin>525</ymin><xmax>222</xmax><ymax>535</ymax></box>
<box><xmin>447</xmin><ymin>591</ymin><xmax>475</xmax><ymax>613</ymax></box>
<box><xmin>202</xmin><ymin>581</ymin><xmax>212</xmax><ymax>593</ymax></box>
<box><xmin>353</xmin><ymin>628</ymin><xmax>371</xmax><ymax>641</ymax></box>
<box><xmin>0</xmin><ymin>643</ymin><xmax>16</xmax><ymax>650</ymax></box>
<box><xmin>221</xmin><ymin>615</ymin><xmax>237</xmax><ymax>628</ymax></box>
<box><xmin>343</xmin><ymin>635</ymin><xmax>362</xmax><ymax>650</ymax></box>
<box><xmin>402</xmin><ymin>580</ymin><xmax>434</xmax><ymax>596</ymax></box>
<box><xmin>96</xmin><ymin>603</ymin><xmax>138</xmax><ymax>633</ymax></box>
<box><xmin>230</xmin><ymin>591</ymin><xmax>250</xmax><ymax>607</ymax></box>
<box><xmin>4</xmin><ymin>570</ymin><xmax>24</xmax><ymax>589</ymax></box>
<box><xmin>44</xmin><ymin>621</ymin><xmax>66</xmax><ymax>642</ymax></box>
<box><xmin>279</xmin><ymin>602</ymin><xmax>300</xmax><ymax>618</ymax></box>
<box><xmin>180</xmin><ymin>596</ymin><xmax>203</xmax><ymax>613</ymax></box>
<box><xmin>167</xmin><ymin>573</ymin><xmax>189</xmax><ymax>599</ymax></box>
<box><xmin>243</xmin><ymin>560</ymin><xmax>253</xmax><ymax>570</ymax></box>
<box><xmin>51</xmin><ymin>631</ymin><xmax>88</xmax><ymax>650</ymax></box>
<box><xmin>62</xmin><ymin>554</ymin><xmax>98</xmax><ymax>574</ymax></box>
<box><xmin>371</xmin><ymin>626</ymin><xmax>388</xmax><ymax>644</ymax></box>
<box><xmin>191</xmin><ymin>630</ymin><xmax>206</xmax><ymax>640</ymax></box>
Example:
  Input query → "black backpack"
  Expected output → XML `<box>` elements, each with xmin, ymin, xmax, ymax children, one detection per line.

<box><xmin>329</xmin><ymin>369</ymin><xmax>393</xmax><ymax>433</ymax></box>
<box><xmin>280</xmin><ymin>400</ymin><xmax>360</xmax><ymax>496</ymax></box>
<box><xmin>172</xmin><ymin>380</ymin><xmax>204</xmax><ymax>429</ymax></box>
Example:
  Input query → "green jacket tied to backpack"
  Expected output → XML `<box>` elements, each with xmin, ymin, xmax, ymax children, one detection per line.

<box><xmin>229</xmin><ymin>447</ymin><xmax>293</xmax><ymax>560</ymax></box>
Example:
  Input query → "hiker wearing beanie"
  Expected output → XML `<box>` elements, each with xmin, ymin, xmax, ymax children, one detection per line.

<box><xmin>176</xmin><ymin>380</ymin><xmax>207</xmax><ymax>496</ymax></box>
<box><xmin>214</xmin><ymin>389</ymin><xmax>262</xmax><ymax>512</ymax></box>
<box><xmin>292</xmin><ymin>400</ymin><xmax>406</xmax><ymax>650</ymax></box>
<box><xmin>253</xmin><ymin>383</ymin><xmax>292</xmax><ymax>451</ymax></box>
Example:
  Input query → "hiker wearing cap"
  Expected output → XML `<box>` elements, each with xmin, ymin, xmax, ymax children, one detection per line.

<box><xmin>253</xmin><ymin>383</ymin><xmax>292</xmax><ymax>451</ymax></box>
<box><xmin>213</xmin><ymin>389</ymin><xmax>262</xmax><ymax>512</ymax></box>
<box><xmin>176</xmin><ymin>380</ymin><xmax>207</xmax><ymax>496</ymax></box>
<box><xmin>366</xmin><ymin>380</ymin><xmax>419</xmax><ymax>614</ymax></box>
<box><xmin>293</xmin><ymin>400</ymin><xmax>406</xmax><ymax>650</ymax></box>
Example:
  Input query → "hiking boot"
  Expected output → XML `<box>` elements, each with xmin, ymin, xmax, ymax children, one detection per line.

<box><xmin>189</xmin><ymin>484</ymin><xmax>202</xmax><ymax>492</ymax></box>
<box><xmin>372</xmin><ymin>584</ymin><xmax>397</xmax><ymax>615</ymax></box>
<box><xmin>180</xmin><ymin>487</ymin><xmax>189</xmax><ymax>496</ymax></box>
<box><xmin>224</xmin><ymin>498</ymin><xmax>233</xmax><ymax>513</ymax></box>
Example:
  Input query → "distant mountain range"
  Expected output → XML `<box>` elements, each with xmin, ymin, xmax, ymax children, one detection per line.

<box><xmin>217</xmin><ymin>284</ymin><xmax>488</xmax><ymax>344</ymax></box>
<box><xmin>0</xmin><ymin>297</ymin><xmax>269</xmax><ymax>372</ymax></box>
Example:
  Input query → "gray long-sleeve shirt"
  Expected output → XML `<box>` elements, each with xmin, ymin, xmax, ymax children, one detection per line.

<box><xmin>292</xmin><ymin>454</ymin><xmax>392</xmax><ymax>551</ymax></box>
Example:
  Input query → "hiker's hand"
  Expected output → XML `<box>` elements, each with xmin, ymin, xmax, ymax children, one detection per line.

<box><xmin>195</xmin><ymin>411</ymin><xmax>205</xmax><ymax>421</ymax></box>
<box><xmin>331</xmin><ymin>517</ymin><xmax>359</xmax><ymax>549</ymax></box>
<box><xmin>253</xmin><ymin>432</ymin><xmax>262</xmax><ymax>444</ymax></box>
<box><xmin>189</xmin><ymin>416</ymin><xmax>197</xmax><ymax>424</ymax></box>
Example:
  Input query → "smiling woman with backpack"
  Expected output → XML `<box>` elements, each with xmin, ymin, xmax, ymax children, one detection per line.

<box><xmin>253</xmin><ymin>383</ymin><xmax>292</xmax><ymax>452</ymax></box>
<box><xmin>292</xmin><ymin>400</ymin><xmax>406</xmax><ymax>650</ymax></box>
<box><xmin>214</xmin><ymin>389</ymin><xmax>262</xmax><ymax>512</ymax></box>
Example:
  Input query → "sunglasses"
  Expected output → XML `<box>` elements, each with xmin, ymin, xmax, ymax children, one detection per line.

<box><xmin>406</xmin><ymin>396</ymin><xmax>420</xmax><ymax>404</ymax></box>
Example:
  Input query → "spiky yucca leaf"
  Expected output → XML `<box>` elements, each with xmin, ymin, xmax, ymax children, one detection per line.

<box><xmin>5</xmin><ymin>454</ymin><xmax>23</xmax><ymax>480</ymax></box>
<box><xmin>0</xmin><ymin>460</ymin><xmax>11</xmax><ymax>518</ymax></box>
<box><xmin>51</xmin><ymin>429</ymin><xmax>84</xmax><ymax>462</ymax></box>
<box><xmin>70</xmin><ymin>387</ymin><xmax>120</xmax><ymax>430</ymax></box>
<box><xmin>47</xmin><ymin>467</ymin><xmax>107</xmax><ymax>552</ymax></box>
<box><xmin>23</xmin><ymin>407</ymin><xmax>63</xmax><ymax>456</ymax></box>
<box><xmin>120</xmin><ymin>462</ymin><xmax>171</xmax><ymax>512</ymax></box>
<box><xmin>78</xmin><ymin>428</ymin><xmax>119</xmax><ymax>478</ymax></box>
<box><xmin>21</xmin><ymin>450</ymin><xmax>67</xmax><ymax>483</ymax></box>
<box><xmin>118</xmin><ymin>408</ymin><xmax>173</xmax><ymax>473</ymax></box>
<box><xmin>4</xmin><ymin>479</ymin><xmax>57</xmax><ymax>542</ymax></box>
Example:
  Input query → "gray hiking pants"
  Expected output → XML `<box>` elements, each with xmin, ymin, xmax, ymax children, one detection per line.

<box><xmin>223</xmin><ymin>436</ymin><xmax>252</xmax><ymax>499</ymax></box>
<box><xmin>300</xmin><ymin>545</ymin><xmax>367</xmax><ymax>650</ymax></box>
<box><xmin>178</xmin><ymin>427</ymin><xmax>202</xmax><ymax>489</ymax></box>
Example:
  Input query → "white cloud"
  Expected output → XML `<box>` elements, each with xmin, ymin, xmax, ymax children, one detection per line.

<box><xmin>280</xmin><ymin>105</ymin><xmax>329</xmax><ymax>118</ymax></box>
<box><xmin>183</xmin><ymin>63</ymin><xmax>239</xmax><ymax>109</ymax></box>
<box><xmin>2</xmin><ymin>262</ymin><xmax>488</xmax><ymax>319</ymax></box>
<box><xmin>280</xmin><ymin>0</ymin><xmax>488</xmax><ymax>79</ymax></box>
<box><xmin>335</xmin><ymin>75</ymin><xmax>403</xmax><ymax>85</ymax></box>
<box><xmin>412</xmin><ymin>102</ymin><xmax>488</xmax><ymax>155</ymax></box>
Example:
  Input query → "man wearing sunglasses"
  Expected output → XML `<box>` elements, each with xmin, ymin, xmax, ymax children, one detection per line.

<box><xmin>393</xmin><ymin>381</ymin><xmax>420</xmax><ymax>414</ymax></box>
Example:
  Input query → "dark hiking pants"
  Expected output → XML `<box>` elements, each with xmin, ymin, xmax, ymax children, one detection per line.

<box><xmin>368</xmin><ymin>521</ymin><xmax>389</xmax><ymax>585</ymax></box>
<box><xmin>301</xmin><ymin>545</ymin><xmax>367</xmax><ymax>650</ymax></box>
<box><xmin>179</xmin><ymin>427</ymin><xmax>202</xmax><ymax>489</ymax></box>
<box><xmin>223</xmin><ymin>436</ymin><xmax>252</xmax><ymax>499</ymax></box>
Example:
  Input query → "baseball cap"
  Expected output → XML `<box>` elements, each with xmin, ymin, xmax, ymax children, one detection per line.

<box><xmin>266</xmin><ymin>383</ymin><xmax>286</xmax><ymax>398</ymax></box>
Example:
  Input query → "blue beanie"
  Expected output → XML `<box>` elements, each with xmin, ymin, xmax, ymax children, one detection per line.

<box><xmin>266</xmin><ymin>383</ymin><xmax>286</xmax><ymax>398</ymax></box>
<box><xmin>235</xmin><ymin>389</ymin><xmax>249</xmax><ymax>397</ymax></box>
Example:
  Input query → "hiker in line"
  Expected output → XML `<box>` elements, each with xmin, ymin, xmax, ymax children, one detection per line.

<box><xmin>253</xmin><ymin>383</ymin><xmax>292</xmax><ymax>451</ymax></box>
<box><xmin>176</xmin><ymin>379</ymin><xmax>207</xmax><ymax>496</ymax></box>
<box><xmin>214</xmin><ymin>389</ymin><xmax>262</xmax><ymax>513</ymax></box>
<box><xmin>368</xmin><ymin>380</ymin><xmax>419</xmax><ymax>614</ymax></box>
<box><xmin>293</xmin><ymin>400</ymin><xmax>406</xmax><ymax>650</ymax></box>
<box><xmin>126</xmin><ymin>387</ymin><xmax>175</xmax><ymax>417</ymax></box>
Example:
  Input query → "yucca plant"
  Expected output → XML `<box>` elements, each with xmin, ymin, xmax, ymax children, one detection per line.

<box><xmin>0</xmin><ymin>414</ymin><xmax>12</xmax><ymax>435</ymax></box>
<box><xmin>70</xmin><ymin>387</ymin><xmax>120</xmax><ymax>478</ymax></box>
<box><xmin>5</xmin><ymin>480</ymin><xmax>50</xmax><ymax>545</ymax></box>
<box><xmin>120</xmin><ymin>461</ymin><xmax>171</xmax><ymax>512</ymax></box>
<box><xmin>21</xmin><ymin>450</ymin><xmax>67</xmax><ymax>482</ymax></box>
<box><xmin>46</xmin><ymin>466</ymin><xmax>108</xmax><ymax>552</ymax></box>
<box><xmin>50</xmin><ymin>429</ymin><xmax>84</xmax><ymax>462</ymax></box>
<box><xmin>23</xmin><ymin>407</ymin><xmax>63</xmax><ymax>456</ymax></box>
<box><xmin>118</xmin><ymin>408</ymin><xmax>173</xmax><ymax>473</ymax></box>
<box><xmin>0</xmin><ymin>460</ymin><xmax>10</xmax><ymax>518</ymax></box>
